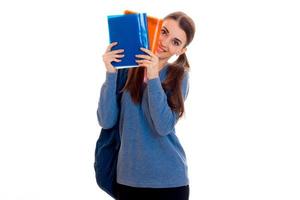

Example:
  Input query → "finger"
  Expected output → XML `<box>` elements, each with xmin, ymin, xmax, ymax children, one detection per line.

<box><xmin>105</xmin><ymin>54</ymin><xmax>123</xmax><ymax>62</ymax></box>
<box><xmin>136</xmin><ymin>59</ymin><xmax>151</xmax><ymax>63</ymax></box>
<box><xmin>105</xmin><ymin>42</ymin><xmax>118</xmax><ymax>53</ymax></box>
<box><xmin>137</xmin><ymin>63</ymin><xmax>146</xmax><ymax>67</ymax></box>
<box><xmin>113</xmin><ymin>58</ymin><xmax>122</xmax><ymax>62</ymax></box>
<box><xmin>140</xmin><ymin>47</ymin><xmax>154</xmax><ymax>56</ymax></box>
<box><xmin>113</xmin><ymin>54</ymin><xmax>125</xmax><ymax>58</ymax></box>
<box><xmin>109</xmin><ymin>49</ymin><xmax>124</xmax><ymax>54</ymax></box>
<box><xmin>136</xmin><ymin>60</ymin><xmax>144</xmax><ymax>67</ymax></box>
<box><xmin>135</xmin><ymin>54</ymin><xmax>152</xmax><ymax>60</ymax></box>
<box><xmin>136</xmin><ymin>60</ymin><xmax>152</xmax><ymax>66</ymax></box>
<box><xmin>137</xmin><ymin>63</ymin><xmax>151</xmax><ymax>68</ymax></box>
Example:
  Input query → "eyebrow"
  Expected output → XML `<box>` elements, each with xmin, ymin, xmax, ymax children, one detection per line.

<box><xmin>162</xmin><ymin>26</ymin><xmax>183</xmax><ymax>45</ymax></box>
<box><xmin>162</xmin><ymin>26</ymin><xmax>169</xmax><ymax>34</ymax></box>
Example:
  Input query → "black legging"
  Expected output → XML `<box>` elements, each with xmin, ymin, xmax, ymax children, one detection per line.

<box><xmin>117</xmin><ymin>183</ymin><xmax>189</xmax><ymax>200</ymax></box>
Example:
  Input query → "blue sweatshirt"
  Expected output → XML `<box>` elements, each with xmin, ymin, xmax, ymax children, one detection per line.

<box><xmin>97</xmin><ymin>65</ymin><xmax>189</xmax><ymax>188</ymax></box>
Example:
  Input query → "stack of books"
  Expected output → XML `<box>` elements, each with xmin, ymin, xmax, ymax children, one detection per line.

<box><xmin>107</xmin><ymin>10</ymin><xmax>163</xmax><ymax>69</ymax></box>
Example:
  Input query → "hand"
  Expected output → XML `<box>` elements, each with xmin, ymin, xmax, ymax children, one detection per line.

<box><xmin>102</xmin><ymin>42</ymin><xmax>124</xmax><ymax>73</ymax></box>
<box><xmin>135</xmin><ymin>48</ymin><xmax>159</xmax><ymax>80</ymax></box>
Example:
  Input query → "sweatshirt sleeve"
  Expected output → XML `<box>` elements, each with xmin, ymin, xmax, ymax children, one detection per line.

<box><xmin>147</xmin><ymin>72</ymin><xmax>189</xmax><ymax>136</ymax></box>
<box><xmin>97</xmin><ymin>72</ymin><xmax>119</xmax><ymax>129</ymax></box>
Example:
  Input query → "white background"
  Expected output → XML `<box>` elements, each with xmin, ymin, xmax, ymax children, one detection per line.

<box><xmin>0</xmin><ymin>0</ymin><xmax>299</xmax><ymax>199</ymax></box>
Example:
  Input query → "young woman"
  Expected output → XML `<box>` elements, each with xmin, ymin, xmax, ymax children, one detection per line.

<box><xmin>98</xmin><ymin>11</ymin><xmax>195</xmax><ymax>200</ymax></box>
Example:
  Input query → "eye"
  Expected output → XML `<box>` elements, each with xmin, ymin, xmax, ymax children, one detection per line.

<box><xmin>161</xmin><ymin>29</ymin><xmax>167</xmax><ymax>35</ymax></box>
<box><xmin>172</xmin><ymin>40</ymin><xmax>180</xmax><ymax>46</ymax></box>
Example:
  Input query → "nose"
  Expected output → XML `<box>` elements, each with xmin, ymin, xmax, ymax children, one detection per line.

<box><xmin>159</xmin><ymin>37</ymin><xmax>169</xmax><ymax>48</ymax></box>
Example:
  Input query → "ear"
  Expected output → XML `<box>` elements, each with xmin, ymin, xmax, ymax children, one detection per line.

<box><xmin>176</xmin><ymin>47</ymin><xmax>187</xmax><ymax>56</ymax></box>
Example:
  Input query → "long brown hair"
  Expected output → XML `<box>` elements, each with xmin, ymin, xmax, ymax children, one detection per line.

<box><xmin>121</xmin><ymin>11</ymin><xmax>195</xmax><ymax>118</ymax></box>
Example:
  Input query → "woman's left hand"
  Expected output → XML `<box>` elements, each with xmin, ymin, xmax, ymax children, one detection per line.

<box><xmin>135</xmin><ymin>48</ymin><xmax>159</xmax><ymax>80</ymax></box>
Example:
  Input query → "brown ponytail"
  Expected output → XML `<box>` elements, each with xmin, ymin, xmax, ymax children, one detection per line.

<box><xmin>163</xmin><ymin>53</ymin><xmax>189</xmax><ymax>118</ymax></box>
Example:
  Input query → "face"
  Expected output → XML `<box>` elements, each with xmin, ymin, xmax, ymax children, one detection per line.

<box><xmin>156</xmin><ymin>19</ymin><xmax>187</xmax><ymax>60</ymax></box>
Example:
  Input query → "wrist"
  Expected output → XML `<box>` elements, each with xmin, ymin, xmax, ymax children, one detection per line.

<box><xmin>106</xmin><ymin>69</ymin><xmax>117</xmax><ymax>74</ymax></box>
<box><xmin>147</xmin><ymin>74</ymin><xmax>159</xmax><ymax>80</ymax></box>
<box><xmin>105</xmin><ymin>63</ymin><xmax>117</xmax><ymax>73</ymax></box>
<box><xmin>106</xmin><ymin>67</ymin><xmax>117</xmax><ymax>73</ymax></box>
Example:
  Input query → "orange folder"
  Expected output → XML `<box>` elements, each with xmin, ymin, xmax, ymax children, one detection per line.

<box><xmin>124</xmin><ymin>10</ymin><xmax>163</xmax><ymax>54</ymax></box>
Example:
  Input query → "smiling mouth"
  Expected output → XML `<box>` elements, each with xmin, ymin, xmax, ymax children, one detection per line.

<box><xmin>157</xmin><ymin>45</ymin><xmax>167</xmax><ymax>52</ymax></box>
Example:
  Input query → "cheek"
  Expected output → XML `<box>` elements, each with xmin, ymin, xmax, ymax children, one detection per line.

<box><xmin>167</xmin><ymin>47</ymin><xmax>177</xmax><ymax>56</ymax></box>
<box><xmin>156</xmin><ymin>46</ymin><xmax>177</xmax><ymax>59</ymax></box>
<box><xmin>157</xmin><ymin>51</ymin><xmax>172</xmax><ymax>59</ymax></box>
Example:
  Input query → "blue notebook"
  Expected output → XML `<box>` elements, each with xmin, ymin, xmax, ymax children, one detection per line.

<box><xmin>107</xmin><ymin>13</ymin><xmax>149</xmax><ymax>69</ymax></box>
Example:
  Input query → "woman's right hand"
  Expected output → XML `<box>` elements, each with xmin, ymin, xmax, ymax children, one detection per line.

<box><xmin>102</xmin><ymin>42</ymin><xmax>124</xmax><ymax>73</ymax></box>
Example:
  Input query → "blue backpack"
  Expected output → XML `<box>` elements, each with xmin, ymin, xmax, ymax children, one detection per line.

<box><xmin>94</xmin><ymin>69</ymin><xmax>128</xmax><ymax>199</ymax></box>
